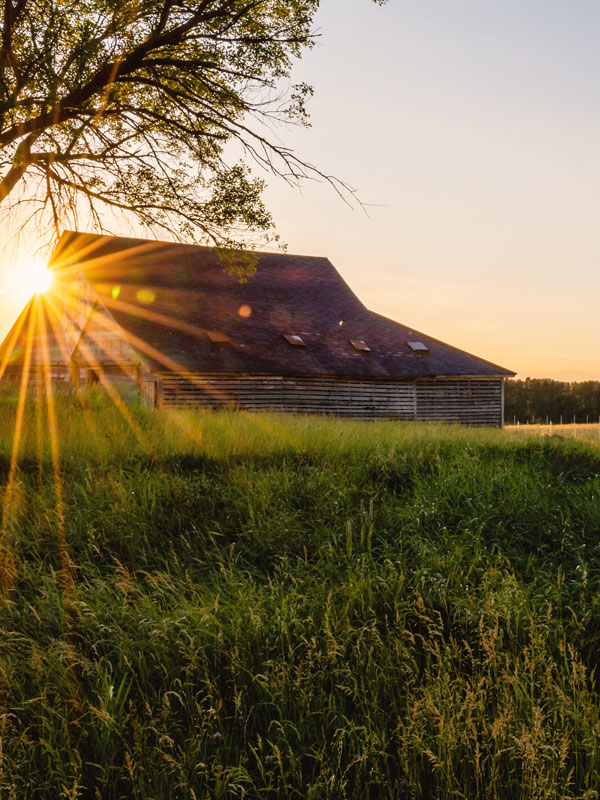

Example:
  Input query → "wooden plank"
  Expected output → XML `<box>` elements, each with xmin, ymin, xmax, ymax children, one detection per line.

<box><xmin>158</xmin><ymin>373</ymin><xmax>503</xmax><ymax>426</ymax></box>
<box><xmin>415</xmin><ymin>379</ymin><xmax>502</xmax><ymax>426</ymax></box>
<box><xmin>159</xmin><ymin>374</ymin><xmax>417</xmax><ymax>418</ymax></box>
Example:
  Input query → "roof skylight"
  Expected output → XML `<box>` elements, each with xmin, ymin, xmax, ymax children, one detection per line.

<box><xmin>284</xmin><ymin>334</ymin><xmax>306</xmax><ymax>346</ymax></box>
<box><xmin>408</xmin><ymin>341</ymin><xmax>429</xmax><ymax>352</ymax></box>
<box><xmin>350</xmin><ymin>339</ymin><xmax>371</xmax><ymax>352</ymax></box>
<box><xmin>206</xmin><ymin>331</ymin><xmax>231</xmax><ymax>343</ymax></box>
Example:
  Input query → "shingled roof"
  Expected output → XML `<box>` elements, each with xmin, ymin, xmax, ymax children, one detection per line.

<box><xmin>52</xmin><ymin>231</ymin><xmax>515</xmax><ymax>380</ymax></box>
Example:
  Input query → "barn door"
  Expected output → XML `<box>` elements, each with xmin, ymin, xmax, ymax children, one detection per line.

<box><xmin>141</xmin><ymin>377</ymin><xmax>158</xmax><ymax>409</ymax></box>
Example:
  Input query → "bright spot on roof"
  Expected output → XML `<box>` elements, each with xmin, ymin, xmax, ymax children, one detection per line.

<box><xmin>238</xmin><ymin>304</ymin><xmax>251</xmax><ymax>318</ymax></box>
<box><xmin>408</xmin><ymin>341</ymin><xmax>429</xmax><ymax>352</ymax></box>
<box><xmin>111</xmin><ymin>286</ymin><xmax>121</xmax><ymax>300</ymax></box>
<box><xmin>284</xmin><ymin>334</ymin><xmax>306</xmax><ymax>346</ymax></box>
<box><xmin>8</xmin><ymin>255</ymin><xmax>52</xmax><ymax>301</ymax></box>
<box><xmin>350</xmin><ymin>339</ymin><xmax>371</xmax><ymax>352</ymax></box>
<box><xmin>206</xmin><ymin>331</ymin><xmax>231</xmax><ymax>343</ymax></box>
<box><xmin>136</xmin><ymin>288</ymin><xmax>155</xmax><ymax>304</ymax></box>
<box><xmin>338</xmin><ymin>320</ymin><xmax>343</xmax><ymax>326</ymax></box>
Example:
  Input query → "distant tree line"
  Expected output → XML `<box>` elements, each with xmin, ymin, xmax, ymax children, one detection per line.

<box><xmin>505</xmin><ymin>379</ymin><xmax>600</xmax><ymax>424</ymax></box>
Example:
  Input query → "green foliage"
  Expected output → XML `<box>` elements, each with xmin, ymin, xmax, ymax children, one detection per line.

<box><xmin>0</xmin><ymin>0</ymin><xmax>385</xmax><ymax>247</ymax></box>
<box><xmin>1</xmin><ymin>402</ymin><xmax>600</xmax><ymax>797</ymax></box>
<box><xmin>505</xmin><ymin>378</ymin><xmax>600</xmax><ymax>423</ymax></box>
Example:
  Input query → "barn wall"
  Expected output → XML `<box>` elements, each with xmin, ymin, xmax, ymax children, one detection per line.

<box><xmin>158</xmin><ymin>373</ymin><xmax>504</xmax><ymax>425</ymax></box>
<box><xmin>158</xmin><ymin>373</ymin><xmax>417</xmax><ymax>419</ymax></box>
<box><xmin>78</xmin><ymin>330</ymin><xmax>137</xmax><ymax>364</ymax></box>
<box><xmin>79</xmin><ymin>363</ymin><xmax>138</xmax><ymax>387</ymax></box>
<box><xmin>1</xmin><ymin>366</ymin><xmax>73</xmax><ymax>392</ymax></box>
<box><xmin>415</xmin><ymin>378</ymin><xmax>503</xmax><ymax>427</ymax></box>
<box><xmin>0</xmin><ymin>364</ymin><xmax>144</xmax><ymax>403</ymax></box>
<box><xmin>0</xmin><ymin>366</ymin><xmax>505</xmax><ymax>426</ymax></box>
<box><xmin>74</xmin><ymin>321</ymin><xmax>148</xmax><ymax>402</ymax></box>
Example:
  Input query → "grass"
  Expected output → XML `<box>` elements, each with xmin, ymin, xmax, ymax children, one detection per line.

<box><xmin>1</xmin><ymin>392</ymin><xmax>600</xmax><ymax>798</ymax></box>
<box><xmin>507</xmin><ymin>422</ymin><xmax>600</xmax><ymax>446</ymax></box>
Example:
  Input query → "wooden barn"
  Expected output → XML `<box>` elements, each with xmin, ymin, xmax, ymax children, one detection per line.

<box><xmin>0</xmin><ymin>231</ymin><xmax>515</xmax><ymax>425</ymax></box>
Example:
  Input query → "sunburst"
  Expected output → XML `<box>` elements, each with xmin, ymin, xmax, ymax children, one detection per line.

<box><xmin>0</xmin><ymin>237</ymin><xmax>287</xmax><ymax>595</ymax></box>
<box><xmin>7</xmin><ymin>255</ymin><xmax>53</xmax><ymax>302</ymax></box>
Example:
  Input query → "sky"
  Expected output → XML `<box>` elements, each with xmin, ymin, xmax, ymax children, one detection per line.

<box><xmin>261</xmin><ymin>0</ymin><xmax>600</xmax><ymax>381</ymax></box>
<box><xmin>1</xmin><ymin>0</ymin><xmax>599</xmax><ymax>380</ymax></box>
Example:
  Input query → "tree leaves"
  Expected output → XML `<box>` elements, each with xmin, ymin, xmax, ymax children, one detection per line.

<box><xmin>0</xmin><ymin>0</ymin><xmax>374</xmax><ymax>249</ymax></box>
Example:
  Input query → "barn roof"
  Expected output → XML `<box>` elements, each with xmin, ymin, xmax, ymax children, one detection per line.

<box><xmin>51</xmin><ymin>231</ymin><xmax>515</xmax><ymax>379</ymax></box>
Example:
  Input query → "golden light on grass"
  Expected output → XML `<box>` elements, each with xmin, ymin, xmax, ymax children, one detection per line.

<box><xmin>0</xmin><ymin>238</ymin><xmax>292</xmax><ymax>586</ymax></box>
<box><xmin>0</xmin><ymin>299</ymin><xmax>36</xmax><ymax>592</ymax></box>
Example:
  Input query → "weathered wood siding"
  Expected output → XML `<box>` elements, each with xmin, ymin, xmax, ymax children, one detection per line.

<box><xmin>158</xmin><ymin>374</ymin><xmax>417</xmax><ymax>419</ymax></box>
<box><xmin>1</xmin><ymin>365</ymin><xmax>72</xmax><ymax>391</ymax></box>
<box><xmin>78</xmin><ymin>363</ymin><xmax>139</xmax><ymax>390</ymax></box>
<box><xmin>0</xmin><ymin>364</ymin><xmax>504</xmax><ymax>426</ymax></box>
<box><xmin>415</xmin><ymin>378</ymin><xmax>503</xmax><ymax>427</ymax></box>
<box><xmin>158</xmin><ymin>373</ymin><xmax>504</xmax><ymax>425</ymax></box>
<box><xmin>73</xmin><ymin>316</ymin><xmax>145</xmax><ymax>398</ymax></box>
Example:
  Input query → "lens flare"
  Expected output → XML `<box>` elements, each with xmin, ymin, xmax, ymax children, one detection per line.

<box><xmin>8</xmin><ymin>256</ymin><xmax>52</xmax><ymax>301</ymax></box>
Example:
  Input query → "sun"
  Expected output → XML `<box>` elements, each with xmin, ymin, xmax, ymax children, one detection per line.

<box><xmin>8</xmin><ymin>256</ymin><xmax>53</xmax><ymax>301</ymax></box>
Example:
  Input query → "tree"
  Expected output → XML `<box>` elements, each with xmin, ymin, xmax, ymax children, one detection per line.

<box><xmin>0</xmin><ymin>0</ymin><xmax>386</xmax><ymax>251</ymax></box>
<box><xmin>504</xmin><ymin>378</ymin><xmax>600</xmax><ymax>424</ymax></box>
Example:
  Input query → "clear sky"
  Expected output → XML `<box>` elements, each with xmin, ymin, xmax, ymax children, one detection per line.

<box><xmin>262</xmin><ymin>0</ymin><xmax>600</xmax><ymax>381</ymax></box>
<box><xmin>1</xmin><ymin>0</ymin><xmax>599</xmax><ymax>380</ymax></box>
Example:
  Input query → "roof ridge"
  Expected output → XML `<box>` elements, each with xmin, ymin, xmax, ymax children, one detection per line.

<box><xmin>56</xmin><ymin>230</ymin><xmax>332</xmax><ymax>263</ymax></box>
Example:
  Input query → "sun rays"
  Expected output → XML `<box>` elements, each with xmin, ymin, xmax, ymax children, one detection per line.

<box><xmin>0</xmin><ymin>294</ymin><xmax>73</xmax><ymax>592</ymax></box>
<box><xmin>6</xmin><ymin>255</ymin><xmax>53</xmax><ymax>302</ymax></box>
<box><xmin>0</xmin><ymin>235</ymin><xmax>297</xmax><ymax>596</ymax></box>
<box><xmin>1</xmin><ymin>298</ymin><xmax>35</xmax><ymax>578</ymax></box>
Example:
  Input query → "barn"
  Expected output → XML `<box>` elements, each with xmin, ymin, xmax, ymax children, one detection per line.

<box><xmin>0</xmin><ymin>231</ymin><xmax>515</xmax><ymax>425</ymax></box>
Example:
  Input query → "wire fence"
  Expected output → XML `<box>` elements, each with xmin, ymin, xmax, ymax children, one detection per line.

<box><xmin>505</xmin><ymin>416</ymin><xmax>600</xmax><ymax>442</ymax></box>
<box><xmin>507</xmin><ymin>415</ymin><xmax>600</xmax><ymax>426</ymax></box>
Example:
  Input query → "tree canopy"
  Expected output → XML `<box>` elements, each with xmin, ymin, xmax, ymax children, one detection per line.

<box><xmin>505</xmin><ymin>379</ymin><xmax>600</xmax><ymax>424</ymax></box>
<box><xmin>0</xmin><ymin>0</ymin><xmax>386</xmax><ymax>249</ymax></box>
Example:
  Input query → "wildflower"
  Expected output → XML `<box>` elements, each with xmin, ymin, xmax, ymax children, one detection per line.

<box><xmin>213</xmin><ymin>732</ymin><xmax>223</xmax><ymax>743</ymax></box>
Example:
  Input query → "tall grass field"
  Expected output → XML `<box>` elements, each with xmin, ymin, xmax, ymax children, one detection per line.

<box><xmin>2</xmin><ymin>393</ymin><xmax>600</xmax><ymax>799</ymax></box>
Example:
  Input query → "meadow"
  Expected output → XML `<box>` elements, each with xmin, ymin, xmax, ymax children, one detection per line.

<box><xmin>1</xmin><ymin>394</ymin><xmax>600</xmax><ymax>798</ymax></box>
<box><xmin>507</xmin><ymin>422</ymin><xmax>600</xmax><ymax>445</ymax></box>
